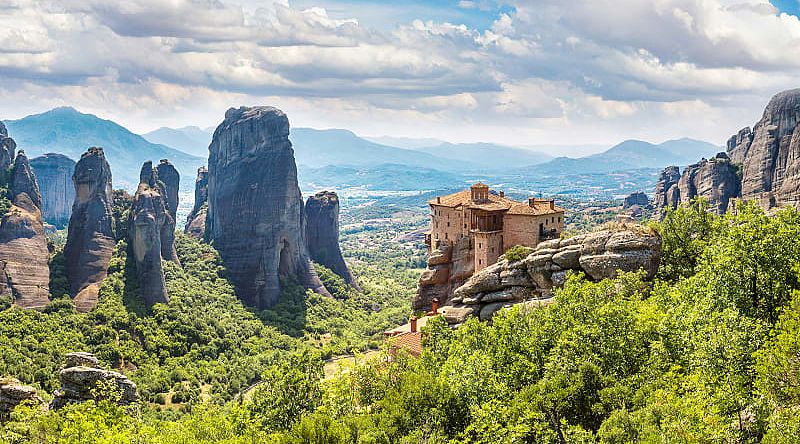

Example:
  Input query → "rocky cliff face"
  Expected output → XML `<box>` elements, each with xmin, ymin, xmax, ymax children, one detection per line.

<box><xmin>653</xmin><ymin>166</ymin><xmax>681</xmax><ymax>220</ymax></box>
<box><xmin>64</xmin><ymin>147</ymin><xmax>116</xmax><ymax>312</ymax></box>
<box><xmin>727</xmin><ymin>88</ymin><xmax>800</xmax><ymax>209</ymax></box>
<box><xmin>207</xmin><ymin>106</ymin><xmax>327</xmax><ymax>309</ymax></box>
<box><xmin>437</xmin><ymin>226</ymin><xmax>661</xmax><ymax>324</ymax></box>
<box><xmin>30</xmin><ymin>153</ymin><xmax>76</xmax><ymax>228</ymax></box>
<box><xmin>128</xmin><ymin>162</ymin><xmax>170</xmax><ymax>306</ymax></box>
<box><xmin>305</xmin><ymin>191</ymin><xmax>358</xmax><ymax>289</ymax></box>
<box><xmin>0</xmin><ymin>151</ymin><xmax>50</xmax><ymax>309</ymax></box>
<box><xmin>0</xmin><ymin>121</ymin><xmax>15</xmax><ymax>170</ymax></box>
<box><xmin>676</xmin><ymin>153</ymin><xmax>741</xmax><ymax>214</ymax></box>
<box><xmin>155</xmin><ymin>160</ymin><xmax>179</xmax><ymax>263</ymax></box>
<box><xmin>413</xmin><ymin>236</ymin><xmax>474</xmax><ymax>310</ymax></box>
<box><xmin>51</xmin><ymin>352</ymin><xmax>137</xmax><ymax>409</ymax></box>
<box><xmin>184</xmin><ymin>167</ymin><xmax>208</xmax><ymax>239</ymax></box>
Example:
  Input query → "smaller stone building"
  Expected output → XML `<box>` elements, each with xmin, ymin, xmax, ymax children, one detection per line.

<box><xmin>426</xmin><ymin>183</ymin><xmax>565</xmax><ymax>273</ymax></box>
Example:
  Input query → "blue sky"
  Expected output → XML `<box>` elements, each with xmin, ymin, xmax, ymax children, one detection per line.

<box><xmin>771</xmin><ymin>0</ymin><xmax>800</xmax><ymax>15</ymax></box>
<box><xmin>2</xmin><ymin>1</ymin><xmax>800</xmax><ymax>150</ymax></box>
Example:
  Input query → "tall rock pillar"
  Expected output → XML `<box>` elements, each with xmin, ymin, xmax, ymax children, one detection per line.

<box><xmin>305</xmin><ymin>191</ymin><xmax>358</xmax><ymax>289</ymax></box>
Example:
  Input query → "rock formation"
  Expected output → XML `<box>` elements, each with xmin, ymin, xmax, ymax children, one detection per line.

<box><xmin>0</xmin><ymin>151</ymin><xmax>50</xmax><ymax>309</ymax></box>
<box><xmin>727</xmin><ymin>88</ymin><xmax>800</xmax><ymax>209</ymax></box>
<box><xmin>128</xmin><ymin>162</ymin><xmax>170</xmax><ymax>306</ymax></box>
<box><xmin>0</xmin><ymin>377</ymin><xmax>43</xmax><ymax>419</ymax></box>
<box><xmin>184</xmin><ymin>167</ymin><xmax>208</xmax><ymax>239</ymax></box>
<box><xmin>653</xmin><ymin>166</ymin><xmax>681</xmax><ymax>220</ymax></box>
<box><xmin>413</xmin><ymin>236</ymin><xmax>474</xmax><ymax>311</ymax></box>
<box><xmin>623</xmin><ymin>191</ymin><xmax>650</xmax><ymax>209</ymax></box>
<box><xmin>676</xmin><ymin>153</ymin><xmax>741</xmax><ymax>214</ymax></box>
<box><xmin>51</xmin><ymin>352</ymin><xmax>137</xmax><ymax>409</ymax></box>
<box><xmin>305</xmin><ymin>191</ymin><xmax>358</xmax><ymax>289</ymax></box>
<box><xmin>437</xmin><ymin>226</ymin><xmax>661</xmax><ymax>324</ymax></box>
<box><xmin>154</xmin><ymin>159</ymin><xmax>179</xmax><ymax>263</ymax></box>
<box><xmin>64</xmin><ymin>147</ymin><xmax>115</xmax><ymax>312</ymax></box>
<box><xmin>0</xmin><ymin>121</ymin><xmax>15</xmax><ymax>170</ymax></box>
<box><xmin>30</xmin><ymin>153</ymin><xmax>76</xmax><ymax>228</ymax></box>
<box><xmin>207</xmin><ymin>106</ymin><xmax>327</xmax><ymax>309</ymax></box>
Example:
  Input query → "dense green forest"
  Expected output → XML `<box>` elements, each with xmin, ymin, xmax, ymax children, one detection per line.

<box><xmin>2</xmin><ymin>201</ymin><xmax>800</xmax><ymax>443</ymax></box>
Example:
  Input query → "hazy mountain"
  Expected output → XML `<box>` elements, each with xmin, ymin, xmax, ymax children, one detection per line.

<box><xmin>299</xmin><ymin>163</ymin><xmax>466</xmax><ymax>191</ymax></box>
<box><xmin>289</xmin><ymin>128</ymin><xmax>477</xmax><ymax>171</ymax></box>
<box><xmin>363</xmin><ymin>135</ymin><xmax>448</xmax><ymax>149</ymax></box>
<box><xmin>143</xmin><ymin>126</ymin><xmax>212</xmax><ymax>157</ymax></box>
<box><xmin>412</xmin><ymin>142</ymin><xmax>553</xmax><ymax>169</ymax></box>
<box><xmin>523</xmin><ymin>138</ymin><xmax>721</xmax><ymax>175</ymax></box>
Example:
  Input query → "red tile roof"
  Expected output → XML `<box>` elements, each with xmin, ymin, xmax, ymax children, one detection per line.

<box><xmin>429</xmin><ymin>189</ymin><xmax>565</xmax><ymax>215</ymax></box>
<box><xmin>388</xmin><ymin>332</ymin><xmax>423</xmax><ymax>357</ymax></box>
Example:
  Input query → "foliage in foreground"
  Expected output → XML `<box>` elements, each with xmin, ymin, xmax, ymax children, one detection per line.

<box><xmin>3</xmin><ymin>202</ymin><xmax>800</xmax><ymax>443</ymax></box>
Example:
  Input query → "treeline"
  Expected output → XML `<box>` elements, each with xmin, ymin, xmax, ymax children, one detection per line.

<box><xmin>3</xmin><ymin>200</ymin><xmax>800</xmax><ymax>442</ymax></box>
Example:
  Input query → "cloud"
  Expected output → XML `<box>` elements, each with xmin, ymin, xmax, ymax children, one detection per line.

<box><xmin>1</xmin><ymin>0</ymin><xmax>799</xmax><ymax>148</ymax></box>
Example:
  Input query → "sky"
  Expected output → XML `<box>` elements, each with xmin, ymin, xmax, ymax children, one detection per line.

<box><xmin>1</xmin><ymin>0</ymin><xmax>800</xmax><ymax>151</ymax></box>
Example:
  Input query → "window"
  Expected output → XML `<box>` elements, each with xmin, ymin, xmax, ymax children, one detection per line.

<box><xmin>447</xmin><ymin>222</ymin><xmax>450</xmax><ymax>227</ymax></box>
<box><xmin>479</xmin><ymin>243</ymin><xmax>482</xmax><ymax>248</ymax></box>
<box><xmin>464</xmin><ymin>224</ymin><xmax>467</xmax><ymax>229</ymax></box>
<box><xmin>491</xmin><ymin>247</ymin><xmax>495</xmax><ymax>253</ymax></box>
<box><xmin>478</xmin><ymin>259</ymin><xmax>482</xmax><ymax>265</ymax></box>
<box><xmin>445</xmin><ymin>233</ymin><xmax>448</xmax><ymax>240</ymax></box>
<box><xmin>558</xmin><ymin>216</ymin><xmax>562</xmax><ymax>223</ymax></box>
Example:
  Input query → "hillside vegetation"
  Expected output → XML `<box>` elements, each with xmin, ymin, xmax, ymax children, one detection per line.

<box><xmin>2</xmin><ymin>201</ymin><xmax>800</xmax><ymax>443</ymax></box>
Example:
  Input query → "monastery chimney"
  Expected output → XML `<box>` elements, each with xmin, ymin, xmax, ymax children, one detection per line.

<box><xmin>437</xmin><ymin>196</ymin><xmax>441</xmax><ymax>204</ymax></box>
<box><xmin>410</xmin><ymin>316</ymin><xmax>418</xmax><ymax>333</ymax></box>
<box><xmin>431</xmin><ymin>298</ymin><xmax>440</xmax><ymax>315</ymax></box>
<box><xmin>528</xmin><ymin>197</ymin><xmax>535</xmax><ymax>208</ymax></box>
<box><xmin>550</xmin><ymin>200</ymin><xmax>555</xmax><ymax>210</ymax></box>
<box><xmin>499</xmin><ymin>191</ymin><xmax>505</xmax><ymax>198</ymax></box>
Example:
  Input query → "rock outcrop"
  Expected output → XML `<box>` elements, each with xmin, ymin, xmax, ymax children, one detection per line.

<box><xmin>128</xmin><ymin>162</ymin><xmax>170</xmax><ymax>306</ymax></box>
<box><xmin>676</xmin><ymin>153</ymin><xmax>741</xmax><ymax>214</ymax></box>
<box><xmin>305</xmin><ymin>191</ymin><xmax>358</xmax><ymax>289</ymax></box>
<box><xmin>207</xmin><ymin>106</ymin><xmax>327</xmax><ymax>309</ymax></box>
<box><xmin>727</xmin><ymin>88</ymin><xmax>800</xmax><ymax>209</ymax></box>
<box><xmin>0</xmin><ymin>377</ymin><xmax>43</xmax><ymax>418</ymax></box>
<box><xmin>623</xmin><ymin>191</ymin><xmax>650</xmax><ymax>209</ymax></box>
<box><xmin>0</xmin><ymin>121</ymin><xmax>15</xmax><ymax>170</ymax></box>
<box><xmin>437</xmin><ymin>226</ymin><xmax>661</xmax><ymax>324</ymax></box>
<box><xmin>51</xmin><ymin>352</ymin><xmax>137</xmax><ymax>409</ymax></box>
<box><xmin>0</xmin><ymin>151</ymin><xmax>50</xmax><ymax>309</ymax></box>
<box><xmin>653</xmin><ymin>166</ymin><xmax>681</xmax><ymax>220</ymax></box>
<box><xmin>184</xmin><ymin>167</ymin><xmax>208</xmax><ymax>239</ymax></box>
<box><xmin>154</xmin><ymin>160</ymin><xmax>180</xmax><ymax>263</ymax></box>
<box><xmin>64</xmin><ymin>147</ymin><xmax>116</xmax><ymax>312</ymax></box>
<box><xmin>413</xmin><ymin>236</ymin><xmax>474</xmax><ymax>310</ymax></box>
<box><xmin>30</xmin><ymin>153</ymin><xmax>76</xmax><ymax>228</ymax></box>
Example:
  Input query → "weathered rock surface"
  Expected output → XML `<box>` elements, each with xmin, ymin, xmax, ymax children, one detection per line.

<box><xmin>413</xmin><ymin>236</ymin><xmax>474</xmax><ymax>310</ymax></box>
<box><xmin>305</xmin><ymin>191</ymin><xmax>358</xmax><ymax>289</ymax></box>
<box><xmin>155</xmin><ymin>159</ymin><xmax>179</xmax><ymax>263</ymax></box>
<box><xmin>727</xmin><ymin>88</ymin><xmax>800</xmax><ymax>209</ymax></box>
<box><xmin>64</xmin><ymin>147</ymin><xmax>115</xmax><ymax>312</ymax></box>
<box><xmin>0</xmin><ymin>377</ymin><xmax>43</xmax><ymax>418</ymax></box>
<box><xmin>438</xmin><ymin>226</ymin><xmax>661</xmax><ymax>324</ymax></box>
<box><xmin>206</xmin><ymin>106</ymin><xmax>327</xmax><ymax>309</ymax></box>
<box><xmin>676</xmin><ymin>153</ymin><xmax>741</xmax><ymax>214</ymax></box>
<box><xmin>0</xmin><ymin>121</ymin><xmax>15</xmax><ymax>170</ymax></box>
<box><xmin>128</xmin><ymin>162</ymin><xmax>170</xmax><ymax>306</ymax></box>
<box><xmin>51</xmin><ymin>352</ymin><xmax>137</xmax><ymax>409</ymax></box>
<box><xmin>30</xmin><ymin>154</ymin><xmax>76</xmax><ymax>228</ymax></box>
<box><xmin>184</xmin><ymin>167</ymin><xmax>208</xmax><ymax>239</ymax></box>
<box><xmin>653</xmin><ymin>166</ymin><xmax>681</xmax><ymax>220</ymax></box>
<box><xmin>623</xmin><ymin>191</ymin><xmax>650</xmax><ymax>209</ymax></box>
<box><xmin>0</xmin><ymin>151</ymin><xmax>50</xmax><ymax>309</ymax></box>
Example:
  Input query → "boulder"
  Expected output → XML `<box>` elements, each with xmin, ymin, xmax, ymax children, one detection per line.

<box><xmin>676</xmin><ymin>153</ymin><xmax>741</xmax><ymax>214</ymax></box>
<box><xmin>128</xmin><ymin>162</ymin><xmax>170</xmax><ymax>306</ymax></box>
<box><xmin>653</xmin><ymin>166</ymin><xmax>681</xmax><ymax>220</ymax></box>
<box><xmin>30</xmin><ymin>153</ymin><xmax>76</xmax><ymax>228</ymax></box>
<box><xmin>440</xmin><ymin>305</ymin><xmax>474</xmax><ymax>324</ymax></box>
<box><xmin>0</xmin><ymin>152</ymin><xmax>50</xmax><ymax>309</ymax></box>
<box><xmin>64</xmin><ymin>148</ymin><xmax>116</xmax><ymax>312</ymax></box>
<box><xmin>51</xmin><ymin>352</ymin><xmax>137</xmax><ymax>409</ymax></box>
<box><xmin>206</xmin><ymin>106</ymin><xmax>328</xmax><ymax>309</ymax></box>
<box><xmin>305</xmin><ymin>191</ymin><xmax>358</xmax><ymax>289</ymax></box>
<box><xmin>0</xmin><ymin>378</ymin><xmax>43</xmax><ymax>418</ymax></box>
<box><xmin>184</xmin><ymin>167</ymin><xmax>208</xmax><ymax>238</ymax></box>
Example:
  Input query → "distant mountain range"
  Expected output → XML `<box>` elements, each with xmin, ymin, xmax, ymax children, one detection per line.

<box><xmin>4</xmin><ymin>107</ymin><xmax>204</xmax><ymax>190</ymax></box>
<box><xmin>143</xmin><ymin>126</ymin><xmax>211</xmax><ymax>158</ymax></box>
<box><xmin>2</xmin><ymin>107</ymin><xmax>722</xmax><ymax>196</ymax></box>
<box><xmin>521</xmin><ymin>138</ymin><xmax>722</xmax><ymax>175</ymax></box>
